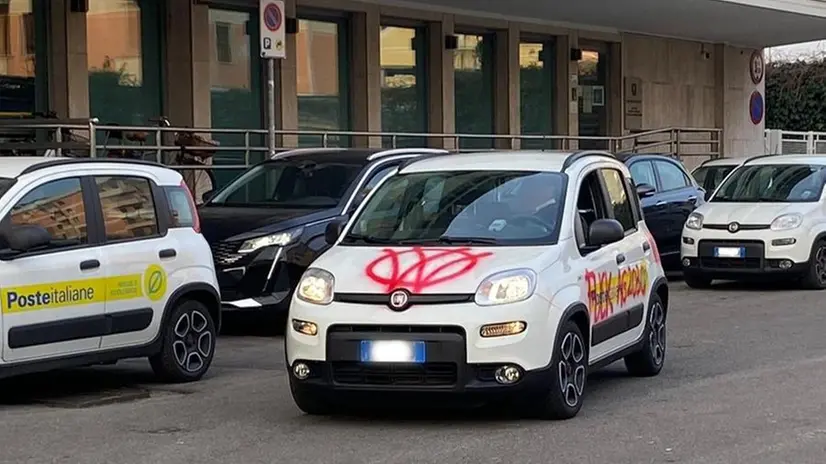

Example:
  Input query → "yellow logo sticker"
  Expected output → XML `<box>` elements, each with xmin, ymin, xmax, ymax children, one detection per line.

<box><xmin>143</xmin><ymin>264</ymin><xmax>167</xmax><ymax>301</ymax></box>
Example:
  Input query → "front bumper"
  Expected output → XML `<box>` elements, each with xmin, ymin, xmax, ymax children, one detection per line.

<box><xmin>286</xmin><ymin>295</ymin><xmax>558</xmax><ymax>394</ymax></box>
<box><xmin>680</xmin><ymin>227</ymin><xmax>811</xmax><ymax>277</ymax></box>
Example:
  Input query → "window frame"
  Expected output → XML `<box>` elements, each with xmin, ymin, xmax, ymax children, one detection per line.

<box><xmin>598</xmin><ymin>167</ymin><xmax>638</xmax><ymax>234</ymax></box>
<box><xmin>652</xmin><ymin>159</ymin><xmax>691</xmax><ymax>193</ymax></box>
<box><xmin>628</xmin><ymin>160</ymin><xmax>658</xmax><ymax>191</ymax></box>
<box><xmin>90</xmin><ymin>174</ymin><xmax>171</xmax><ymax>246</ymax></box>
<box><xmin>574</xmin><ymin>169</ymin><xmax>612</xmax><ymax>256</ymax></box>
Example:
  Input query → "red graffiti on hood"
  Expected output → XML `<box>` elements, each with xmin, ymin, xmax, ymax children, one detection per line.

<box><xmin>365</xmin><ymin>247</ymin><xmax>493</xmax><ymax>293</ymax></box>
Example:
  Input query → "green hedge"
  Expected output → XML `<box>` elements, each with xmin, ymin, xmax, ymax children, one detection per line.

<box><xmin>766</xmin><ymin>59</ymin><xmax>826</xmax><ymax>131</ymax></box>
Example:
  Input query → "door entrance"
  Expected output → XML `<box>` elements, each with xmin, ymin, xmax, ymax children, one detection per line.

<box><xmin>577</xmin><ymin>46</ymin><xmax>608</xmax><ymax>150</ymax></box>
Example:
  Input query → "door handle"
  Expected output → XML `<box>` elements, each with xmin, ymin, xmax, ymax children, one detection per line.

<box><xmin>643</xmin><ymin>241</ymin><xmax>651</xmax><ymax>252</ymax></box>
<box><xmin>655</xmin><ymin>201</ymin><xmax>667</xmax><ymax>206</ymax></box>
<box><xmin>80</xmin><ymin>259</ymin><xmax>100</xmax><ymax>270</ymax></box>
<box><xmin>616</xmin><ymin>253</ymin><xmax>626</xmax><ymax>264</ymax></box>
<box><xmin>159</xmin><ymin>248</ymin><xmax>177</xmax><ymax>258</ymax></box>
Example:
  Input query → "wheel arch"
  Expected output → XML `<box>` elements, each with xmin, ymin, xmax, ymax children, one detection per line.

<box><xmin>557</xmin><ymin>302</ymin><xmax>591</xmax><ymax>349</ymax></box>
<box><xmin>161</xmin><ymin>283</ymin><xmax>222</xmax><ymax>334</ymax></box>
<box><xmin>651</xmin><ymin>276</ymin><xmax>669</xmax><ymax>317</ymax></box>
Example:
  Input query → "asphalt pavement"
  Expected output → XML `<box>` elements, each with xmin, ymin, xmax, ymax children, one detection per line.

<box><xmin>2</xmin><ymin>279</ymin><xmax>826</xmax><ymax>464</ymax></box>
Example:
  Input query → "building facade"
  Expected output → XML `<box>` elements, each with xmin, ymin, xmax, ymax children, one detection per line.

<box><xmin>4</xmin><ymin>0</ymin><xmax>826</xmax><ymax>169</ymax></box>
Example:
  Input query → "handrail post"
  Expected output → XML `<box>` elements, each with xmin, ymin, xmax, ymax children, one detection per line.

<box><xmin>88</xmin><ymin>119</ymin><xmax>97</xmax><ymax>158</ymax></box>
<box><xmin>155</xmin><ymin>127</ymin><xmax>162</xmax><ymax>163</ymax></box>
<box><xmin>54</xmin><ymin>124</ymin><xmax>63</xmax><ymax>157</ymax></box>
<box><xmin>244</xmin><ymin>131</ymin><xmax>251</xmax><ymax>165</ymax></box>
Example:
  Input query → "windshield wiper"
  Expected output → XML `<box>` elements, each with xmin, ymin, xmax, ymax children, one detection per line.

<box><xmin>435</xmin><ymin>235</ymin><xmax>499</xmax><ymax>245</ymax></box>
<box><xmin>341</xmin><ymin>234</ymin><xmax>394</xmax><ymax>244</ymax></box>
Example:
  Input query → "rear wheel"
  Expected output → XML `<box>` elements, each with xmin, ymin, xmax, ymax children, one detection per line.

<box><xmin>529</xmin><ymin>320</ymin><xmax>588</xmax><ymax>420</ymax></box>
<box><xmin>150</xmin><ymin>299</ymin><xmax>217</xmax><ymax>383</ymax></box>
<box><xmin>684</xmin><ymin>273</ymin><xmax>712</xmax><ymax>289</ymax></box>
<box><xmin>624</xmin><ymin>293</ymin><xmax>667</xmax><ymax>376</ymax></box>
<box><xmin>802</xmin><ymin>240</ymin><xmax>826</xmax><ymax>290</ymax></box>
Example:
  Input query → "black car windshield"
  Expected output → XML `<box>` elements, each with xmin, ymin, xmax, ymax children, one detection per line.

<box><xmin>342</xmin><ymin>170</ymin><xmax>567</xmax><ymax>246</ymax></box>
<box><xmin>206</xmin><ymin>159</ymin><xmax>364</xmax><ymax>208</ymax></box>
<box><xmin>692</xmin><ymin>165</ymin><xmax>736</xmax><ymax>192</ymax></box>
<box><xmin>712</xmin><ymin>164</ymin><xmax>826</xmax><ymax>203</ymax></box>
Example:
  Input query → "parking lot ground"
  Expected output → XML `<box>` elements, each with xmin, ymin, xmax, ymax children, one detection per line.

<box><xmin>3</xmin><ymin>280</ymin><xmax>826</xmax><ymax>463</ymax></box>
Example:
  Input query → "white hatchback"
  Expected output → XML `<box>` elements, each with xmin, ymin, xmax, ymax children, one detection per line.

<box><xmin>0</xmin><ymin>157</ymin><xmax>220</xmax><ymax>382</ymax></box>
<box><xmin>681</xmin><ymin>155</ymin><xmax>826</xmax><ymax>288</ymax></box>
<box><xmin>286</xmin><ymin>150</ymin><xmax>669</xmax><ymax>419</ymax></box>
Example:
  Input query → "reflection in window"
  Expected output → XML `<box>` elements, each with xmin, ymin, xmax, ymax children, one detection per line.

<box><xmin>454</xmin><ymin>33</ymin><xmax>494</xmax><ymax>149</ymax></box>
<box><xmin>0</xmin><ymin>0</ymin><xmax>40</xmax><ymax>116</ymax></box>
<box><xmin>577</xmin><ymin>49</ymin><xmax>608</xmax><ymax>148</ymax></box>
<box><xmin>297</xmin><ymin>18</ymin><xmax>348</xmax><ymax>147</ymax></box>
<box><xmin>519</xmin><ymin>41</ymin><xmax>555</xmax><ymax>149</ymax></box>
<box><xmin>95</xmin><ymin>176</ymin><xmax>159</xmax><ymax>241</ymax></box>
<box><xmin>10</xmin><ymin>178</ymin><xmax>88</xmax><ymax>244</ymax></box>
<box><xmin>87</xmin><ymin>0</ymin><xmax>162</xmax><ymax>125</ymax></box>
<box><xmin>380</xmin><ymin>25</ymin><xmax>427</xmax><ymax>147</ymax></box>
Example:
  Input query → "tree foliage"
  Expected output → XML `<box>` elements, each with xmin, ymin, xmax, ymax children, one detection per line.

<box><xmin>766</xmin><ymin>58</ymin><xmax>826</xmax><ymax>131</ymax></box>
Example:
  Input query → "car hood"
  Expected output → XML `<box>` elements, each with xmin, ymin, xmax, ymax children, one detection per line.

<box><xmin>313</xmin><ymin>245</ymin><xmax>558</xmax><ymax>294</ymax></box>
<box><xmin>197</xmin><ymin>206</ymin><xmax>332</xmax><ymax>242</ymax></box>
<box><xmin>699</xmin><ymin>202</ymin><xmax>814</xmax><ymax>225</ymax></box>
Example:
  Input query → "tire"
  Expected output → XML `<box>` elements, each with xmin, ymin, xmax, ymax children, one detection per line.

<box><xmin>529</xmin><ymin>320</ymin><xmax>588</xmax><ymax>420</ymax></box>
<box><xmin>624</xmin><ymin>293</ymin><xmax>667</xmax><ymax>377</ymax></box>
<box><xmin>149</xmin><ymin>299</ymin><xmax>217</xmax><ymax>383</ymax></box>
<box><xmin>683</xmin><ymin>273</ymin><xmax>713</xmax><ymax>289</ymax></box>
<box><xmin>289</xmin><ymin>374</ymin><xmax>334</xmax><ymax>415</ymax></box>
<box><xmin>802</xmin><ymin>240</ymin><xmax>826</xmax><ymax>290</ymax></box>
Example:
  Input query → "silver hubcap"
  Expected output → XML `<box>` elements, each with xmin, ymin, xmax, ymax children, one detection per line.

<box><xmin>649</xmin><ymin>302</ymin><xmax>666</xmax><ymax>366</ymax></box>
<box><xmin>172</xmin><ymin>310</ymin><xmax>213</xmax><ymax>373</ymax></box>
<box><xmin>558</xmin><ymin>332</ymin><xmax>586</xmax><ymax>408</ymax></box>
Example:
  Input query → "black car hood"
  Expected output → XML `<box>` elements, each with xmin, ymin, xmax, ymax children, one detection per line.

<box><xmin>197</xmin><ymin>206</ymin><xmax>336</xmax><ymax>243</ymax></box>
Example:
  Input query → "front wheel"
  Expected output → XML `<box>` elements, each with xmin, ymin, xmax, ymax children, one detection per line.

<box><xmin>624</xmin><ymin>293</ymin><xmax>667</xmax><ymax>376</ymax></box>
<box><xmin>149</xmin><ymin>299</ymin><xmax>217</xmax><ymax>382</ymax></box>
<box><xmin>684</xmin><ymin>273</ymin><xmax>713</xmax><ymax>289</ymax></box>
<box><xmin>528</xmin><ymin>320</ymin><xmax>588</xmax><ymax>420</ymax></box>
<box><xmin>802</xmin><ymin>240</ymin><xmax>826</xmax><ymax>290</ymax></box>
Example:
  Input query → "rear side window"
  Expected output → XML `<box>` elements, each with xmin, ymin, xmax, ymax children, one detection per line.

<box><xmin>164</xmin><ymin>184</ymin><xmax>198</xmax><ymax>229</ymax></box>
<box><xmin>95</xmin><ymin>176</ymin><xmax>159</xmax><ymax>241</ymax></box>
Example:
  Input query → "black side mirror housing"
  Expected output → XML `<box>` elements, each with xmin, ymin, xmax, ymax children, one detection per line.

<box><xmin>324</xmin><ymin>220</ymin><xmax>344</xmax><ymax>246</ymax></box>
<box><xmin>588</xmin><ymin>219</ymin><xmax>625</xmax><ymax>247</ymax></box>
<box><xmin>636</xmin><ymin>183</ymin><xmax>656</xmax><ymax>198</ymax></box>
<box><xmin>0</xmin><ymin>225</ymin><xmax>52</xmax><ymax>258</ymax></box>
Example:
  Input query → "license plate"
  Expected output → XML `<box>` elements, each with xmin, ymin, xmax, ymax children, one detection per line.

<box><xmin>714</xmin><ymin>246</ymin><xmax>745</xmax><ymax>258</ymax></box>
<box><xmin>359</xmin><ymin>340</ymin><xmax>426</xmax><ymax>363</ymax></box>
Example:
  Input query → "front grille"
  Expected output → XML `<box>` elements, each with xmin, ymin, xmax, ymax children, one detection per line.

<box><xmin>327</xmin><ymin>324</ymin><xmax>466</xmax><ymax>336</ymax></box>
<box><xmin>211</xmin><ymin>241</ymin><xmax>243</xmax><ymax>266</ymax></box>
<box><xmin>698</xmin><ymin>239</ymin><xmax>764</xmax><ymax>269</ymax></box>
<box><xmin>699</xmin><ymin>257</ymin><xmax>761</xmax><ymax>269</ymax></box>
<box><xmin>703</xmin><ymin>224</ymin><xmax>769</xmax><ymax>231</ymax></box>
<box><xmin>331</xmin><ymin>362</ymin><xmax>457</xmax><ymax>386</ymax></box>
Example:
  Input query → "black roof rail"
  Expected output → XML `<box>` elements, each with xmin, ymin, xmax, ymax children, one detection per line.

<box><xmin>561</xmin><ymin>150</ymin><xmax>617</xmax><ymax>171</ymax></box>
<box><xmin>19</xmin><ymin>157</ymin><xmax>165</xmax><ymax>176</ymax></box>
<box><xmin>367</xmin><ymin>148</ymin><xmax>449</xmax><ymax>160</ymax></box>
<box><xmin>396</xmin><ymin>151</ymin><xmax>452</xmax><ymax>171</ymax></box>
<box><xmin>742</xmin><ymin>154</ymin><xmax>777</xmax><ymax>165</ymax></box>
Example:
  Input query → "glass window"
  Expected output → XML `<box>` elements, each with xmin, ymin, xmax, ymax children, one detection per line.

<box><xmin>577</xmin><ymin>49</ymin><xmax>608</xmax><ymax>150</ymax></box>
<box><xmin>0</xmin><ymin>0</ymin><xmax>47</xmax><ymax>116</ymax></box>
<box><xmin>629</xmin><ymin>161</ymin><xmax>657</xmax><ymax>188</ymax></box>
<box><xmin>344</xmin><ymin>170</ymin><xmax>566</xmax><ymax>246</ymax></box>
<box><xmin>8</xmin><ymin>178</ymin><xmax>87</xmax><ymax>245</ymax></box>
<box><xmin>95</xmin><ymin>176</ymin><xmax>159</xmax><ymax>240</ymax></box>
<box><xmin>87</xmin><ymin>0</ymin><xmax>162</xmax><ymax>125</ymax></box>
<box><xmin>692</xmin><ymin>165</ymin><xmax>735</xmax><ymax>192</ymax></box>
<box><xmin>297</xmin><ymin>18</ymin><xmax>349</xmax><ymax>147</ymax></box>
<box><xmin>655</xmin><ymin>161</ymin><xmax>689</xmax><ymax>191</ymax></box>
<box><xmin>207</xmin><ymin>159</ymin><xmax>365</xmax><ymax>208</ymax></box>
<box><xmin>164</xmin><ymin>185</ymin><xmax>195</xmax><ymax>228</ymax></box>
<box><xmin>454</xmin><ymin>32</ymin><xmax>495</xmax><ymax>149</ymax></box>
<box><xmin>353</xmin><ymin>164</ymin><xmax>396</xmax><ymax>208</ymax></box>
<box><xmin>712</xmin><ymin>164</ymin><xmax>826</xmax><ymax>203</ymax></box>
<box><xmin>600</xmin><ymin>169</ymin><xmax>635</xmax><ymax>231</ymax></box>
<box><xmin>380</xmin><ymin>25</ymin><xmax>427</xmax><ymax>147</ymax></box>
<box><xmin>519</xmin><ymin>40</ymin><xmax>555</xmax><ymax>149</ymax></box>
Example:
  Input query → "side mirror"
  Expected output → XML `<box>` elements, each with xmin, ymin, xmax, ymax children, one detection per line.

<box><xmin>324</xmin><ymin>220</ymin><xmax>344</xmax><ymax>246</ymax></box>
<box><xmin>0</xmin><ymin>225</ymin><xmax>52</xmax><ymax>258</ymax></box>
<box><xmin>588</xmin><ymin>219</ymin><xmax>625</xmax><ymax>247</ymax></box>
<box><xmin>636</xmin><ymin>183</ymin><xmax>656</xmax><ymax>198</ymax></box>
<box><xmin>201</xmin><ymin>189</ymin><xmax>215</xmax><ymax>202</ymax></box>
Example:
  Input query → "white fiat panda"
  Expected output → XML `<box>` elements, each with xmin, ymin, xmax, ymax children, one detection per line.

<box><xmin>285</xmin><ymin>150</ymin><xmax>669</xmax><ymax>420</ymax></box>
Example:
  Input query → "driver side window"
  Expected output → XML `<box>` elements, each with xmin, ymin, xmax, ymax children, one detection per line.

<box><xmin>574</xmin><ymin>171</ymin><xmax>610</xmax><ymax>254</ymax></box>
<box><xmin>2</xmin><ymin>178</ymin><xmax>88</xmax><ymax>250</ymax></box>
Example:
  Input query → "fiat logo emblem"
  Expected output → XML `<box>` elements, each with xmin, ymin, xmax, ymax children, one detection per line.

<box><xmin>728</xmin><ymin>222</ymin><xmax>740</xmax><ymax>233</ymax></box>
<box><xmin>388</xmin><ymin>289</ymin><xmax>411</xmax><ymax>311</ymax></box>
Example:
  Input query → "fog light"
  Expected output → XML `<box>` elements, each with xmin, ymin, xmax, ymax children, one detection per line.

<box><xmin>480</xmin><ymin>321</ymin><xmax>526</xmax><ymax>338</ymax></box>
<box><xmin>293</xmin><ymin>362</ymin><xmax>310</xmax><ymax>380</ymax></box>
<box><xmin>779</xmin><ymin>259</ymin><xmax>793</xmax><ymax>270</ymax></box>
<box><xmin>494</xmin><ymin>365</ymin><xmax>522</xmax><ymax>384</ymax></box>
<box><xmin>682</xmin><ymin>258</ymin><xmax>691</xmax><ymax>267</ymax></box>
<box><xmin>292</xmin><ymin>319</ymin><xmax>318</xmax><ymax>336</ymax></box>
<box><xmin>772</xmin><ymin>238</ymin><xmax>796</xmax><ymax>246</ymax></box>
<box><xmin>682</xmin><ymin>237</ymin><xmax>695</xmax><ymax>245</ymax></box>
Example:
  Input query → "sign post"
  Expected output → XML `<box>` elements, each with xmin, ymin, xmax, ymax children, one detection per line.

<box><xmin>260</xmin><ymin>0</ymin><xmax>286</xmax><ymax>158</ymax></box>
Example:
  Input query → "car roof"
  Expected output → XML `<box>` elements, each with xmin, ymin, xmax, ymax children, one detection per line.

<box><xmin>743</xmin><ymin>154</ymin><xmax>826</xmax><ymax>166</ymax></box>
<box><xmin>698</xmin><ymin>156</ymin><xmax>752</xmax><ymax>167</ymax></box>
<box><xmin>0</xmin><ymin>157</ymin><xmax>183</xmax><ymax>184</ymax></box>
<box><xmin>399</xmin><ymin>150</ymin><xmax>620</xmax><ymax>174</ymax></box>
<box><xmin>616</xmin><ymin>152</ymin><xmax>680</xmax><ymax>163</ymax></box>
<box><xmin>265</xmin><ymin>148</ymin><xmax>448</xmax><ymax>165</ymax></box>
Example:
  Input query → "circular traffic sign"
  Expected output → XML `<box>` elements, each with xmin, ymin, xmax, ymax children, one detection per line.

<box><xmin>750</xmin><ymin>50</ymin><xmax>764</xmax><ymax>85</ymax></box>
<box><xmin>263</xmin><ymin>3</ymin><xmax>282</xmax><ymax>32</ymax></box>
<box><xmin>749</xmin><ymin>90</ymin><xmax>764</xmax><ymax>125</ymax></box>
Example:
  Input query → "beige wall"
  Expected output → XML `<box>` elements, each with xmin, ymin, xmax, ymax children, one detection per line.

<box><xmin>722</xmin><ymin>45</ymin><xmax>765</xmax><ymax>157</ymax></box>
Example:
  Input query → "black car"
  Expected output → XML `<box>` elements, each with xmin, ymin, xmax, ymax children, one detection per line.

<box><xmin>197</xmin><ymin>147</ymin><xmax>448</xmax><ymax>316</ymax></box>
<box><xmin>620</xmin><ymin>153</ymin><xmax>706</xmax><ymax>269</ymax></box>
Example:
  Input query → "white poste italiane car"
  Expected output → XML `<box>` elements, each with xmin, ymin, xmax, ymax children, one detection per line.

<box><xmin>285</xmin><ymin>150</ymin><xmax>669</xmax><ymax>419</ymax></box>
<box><xmin>681</xmin><ymin>154</ymin><xmax>826</xmax><ymax>289</ymax></box>
<box><xmin>0</xmin><ymin>157</ymin><xmax>220</xmax><ymax>382</ymax></box>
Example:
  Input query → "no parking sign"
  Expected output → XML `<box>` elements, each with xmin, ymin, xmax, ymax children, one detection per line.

<box><xmin>260</xmin><ymin>0</ymin><xmax>286</xmax><ymax>59</ymax></box>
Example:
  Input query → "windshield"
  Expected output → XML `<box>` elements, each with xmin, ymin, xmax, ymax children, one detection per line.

<box><xmin>206</xmin><ymin>160</ymin><xmax>364</xmax><ymax>208</ymax></box>
<box><xmin>692</xmin><ymin>165</ymin><xmax>736</xmax><ymax>192</ymax></box>
<box><xmin>342</xmin><ymin>170</ymin><xmax>567</xmax><ymax>246</ymax></box>
<box><xmin>712</xmin><ymin>164</ymin><xmax>826</xmax><ymax>203</ymax></box>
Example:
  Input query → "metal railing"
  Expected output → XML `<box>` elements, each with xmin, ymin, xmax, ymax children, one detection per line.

<box><xmin>0</xmin><ymin>118</ymin><xmax>723</xmax><ymax>171</ymax></box>
<box><xmin>764</xmin><ymin>129</ymin><xmax>826</xmax><ymax>155</ymax></box>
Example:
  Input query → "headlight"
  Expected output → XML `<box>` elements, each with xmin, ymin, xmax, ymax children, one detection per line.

<box><xmin>770</xmin><ymin>213</ymin><xmax>803</xmax><ymax>231</ymax></box>
<box><xmin>296</xmin><ymin>268</ymin><xmax>334</xmax><ymax>305</ymax></box>
<box><xmin>238</xmin><ymin>227</ymin><xmax>304</xmax><ymax>254</ymax></box>
<box><xmin>685</xmin><ymin>212</ymin><xmax>703</xmax><ymax>230</ymax></box>
<box><xmin>475</xmin><ymin>269</ymin><xmax>537</xmax><ymax>306</ymax></box>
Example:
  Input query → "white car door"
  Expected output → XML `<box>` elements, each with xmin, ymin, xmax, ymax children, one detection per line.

<box><xmin>0</xmin><ymin>176</ymin><xmax>105</xmax><ymax>362</ymax></box>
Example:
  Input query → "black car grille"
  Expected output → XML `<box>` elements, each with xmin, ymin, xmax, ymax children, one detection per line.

<box><xmin>331</xmin><ymin>362</ymin><xmax>458</xmax><ymax>386</ymax></box>
<box><xmin>211</xmin><ymin>241</ymin><xmax>243</xmax><ymax>266</ymax></box>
